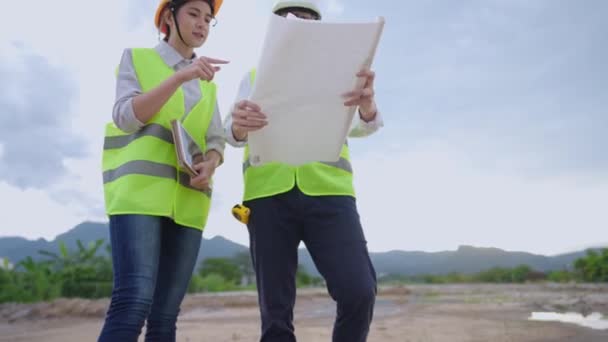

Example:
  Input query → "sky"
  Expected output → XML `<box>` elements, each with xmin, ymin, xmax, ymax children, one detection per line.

<box><xmin>0</xmin><ymin>0</ymin><xmax>606</xmax><ymax>256</ymax></box>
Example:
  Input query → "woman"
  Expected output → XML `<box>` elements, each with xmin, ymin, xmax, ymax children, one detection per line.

<box><xmin>98</xmin><ymin>1</ymin><xmax>226</xmax><ymax>341</ymax></box>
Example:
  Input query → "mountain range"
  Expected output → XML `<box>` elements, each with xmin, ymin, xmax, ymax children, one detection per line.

<box><xmin>0</xmin><ymin>222</ymin><xmax>601</xmax><ymax>276</ymax></box>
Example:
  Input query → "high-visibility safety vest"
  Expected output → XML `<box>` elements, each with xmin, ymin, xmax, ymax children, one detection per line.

<box><xmin>242</xmin><ymin>69</ymin><xmax>355</xmax><ymax>201</ymax></box>
<box><xmin>102</xmin><ymin>48</ymin><xmax>216</xmax><ymax>230</ymax></box>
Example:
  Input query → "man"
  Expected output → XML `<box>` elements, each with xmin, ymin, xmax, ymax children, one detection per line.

<box><xmin>224</xmin><ymin>1</ymin><xmax>383</xmax><ymax>341</ymax></box>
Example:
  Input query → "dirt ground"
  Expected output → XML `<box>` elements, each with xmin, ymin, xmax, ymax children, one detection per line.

<box><xmin>1</xmin><ymin>284</ymin><xmax>607</xmax><ymax>342</ymax></box>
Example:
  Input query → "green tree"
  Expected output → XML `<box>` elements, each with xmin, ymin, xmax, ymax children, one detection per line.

<box><xmin>547</xmin><ymin>270</ymin><xmax>574</xmax><ymax>283</ymax></box>
<box><xmin>39</xmin><ymin>239</ymin><xmax>106</xmax><ymax>268</ymax></box>
<box><xmin>232</xmin><ymin>251</ymin><xmax>255</xmax><ymax>285</ymax></box>
<box><xmin>198</xmin><ymin>258</ymin><xmax>242</xmax><ymax>285</ymax></box>
<box><xmin>296</xmin><ymin>264</ymin><xmax>324</xmax><ymax>287</ymax></box>
<box><xmin>511</xmin><ymin>265</ymin><xmax>533</xmax><ymax>283</ymax></box>
<box><xmin>39</xmin><ymin>239</ymin><xmax>113</xmax><ymax>298</ymax></box>
<box><xmin>16</xmin><ymin>257</ymin><xmax>61</xmax><ymax>302</ymax></box>
<box><xmin>475</xmin><ymin>267</ymin><xmax>510</xmax><ymax>283</ymax></box>
<box><xmin>198</xmin><ymin>274</ymin><xmax>235</xmax><ymax>292</ymax></box>
<box><xmin>296</xmin><ymin>264</ymin><xmax>312</xmax><ymax>287</ymax></box>
<box><xmin>0</xmin><ymin>239</ymin><xmax>117</xmax><ymax>303</ymax></box>
<box><xmin>574</xmin><ymin>249</ymin><xmax>608</xmax><ymax>282</ymax></box>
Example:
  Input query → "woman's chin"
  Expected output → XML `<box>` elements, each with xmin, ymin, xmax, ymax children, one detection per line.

<box><xmin>190</xmin><ymin>37</ymin><xmax>207</xmax><ymax>48</ymax></box>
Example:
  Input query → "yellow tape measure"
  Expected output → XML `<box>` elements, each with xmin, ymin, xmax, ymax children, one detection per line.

<box><xmin>231</xmin><ymin>204</ymin><xmax>250</xmax><ymax>224</ymax></box>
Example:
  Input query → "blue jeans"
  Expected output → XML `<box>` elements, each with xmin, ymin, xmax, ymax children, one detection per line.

<box><xmin>245</xmin><ymin>187</ymin><xmax>377</xmax><ymax>342</ymax></box>
<box><xmin>98</xmin><ymin>215</ymin><xmax>202</xmax><ymax>342</ymax></box>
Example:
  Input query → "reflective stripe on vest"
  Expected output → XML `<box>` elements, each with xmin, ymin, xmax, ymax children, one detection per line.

<box><xmin>242</xmin><ymin>69</ymin><xmax>355</xmax><ymax>201</ymax></box>
<box><xmin>242</xmin><ymin>156</ymin><xmax>352</xmax><ymax>175</ymax></box>
<box><xmin>104</xmin><ymin>123</ymin><xmax>173</xmax><ymax>150</ymax></box>
<box><xmin>103</xmin><ymin>160</ymin><xmax>212</xmax><ymax>197</ymax></box>
<box><xmin>102</xmin><ymin>48</ymin><xmax>216</xmax><ymax>229</ymax></box>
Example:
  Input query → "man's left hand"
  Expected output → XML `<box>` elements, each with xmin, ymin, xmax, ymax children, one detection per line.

<box><xmin>343</xmin><ymin>69</ymin><xmax>377</xmax><ymax>122</ymax></box>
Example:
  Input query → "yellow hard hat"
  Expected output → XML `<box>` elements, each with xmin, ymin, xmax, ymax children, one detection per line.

<box><xmin>155</xmin><ymin>0</ymin><xmax>224</xmax><ymax>34</ymax></box>
<box><xmin>272</xmin><ymin>0</ymin><xmax>322</xmax><ymax>19</ymax></box>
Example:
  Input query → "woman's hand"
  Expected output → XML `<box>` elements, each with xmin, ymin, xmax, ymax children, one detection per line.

<box><xmin>177</xmin><ymin>56</ymin><xmax>229</xmax><ymax>83</ymax></box>
<box><xmin>189</xmin><ymin>151</ymin><xmax>221</xmax><ymax>191</ymax></box>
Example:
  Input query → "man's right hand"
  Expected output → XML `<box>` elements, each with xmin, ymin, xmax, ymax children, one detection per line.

<box><xmin>231</xmin><ymin>100</ymin><xmax>268</xmax><ymax>141</ymax></box>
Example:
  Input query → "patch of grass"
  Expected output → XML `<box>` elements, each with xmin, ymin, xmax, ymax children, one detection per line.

<box><xmin>423</xmin><ymin>291</ymin><xmax>441</xmax><ymax>299</ymax></box>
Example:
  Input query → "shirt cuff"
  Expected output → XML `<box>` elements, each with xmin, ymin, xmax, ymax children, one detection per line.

<box><xmin>224</xmin><ymin>125</ymin><xmax>248</xmax><ymax>148</ymax></box>
<box><xmin>205</xmin><ymin>142</ymin><xmax>225</xmax><ymax>163</ymax></box>
<box><xmin>358</xmin><ymin>109</ymin><xmax>384</xmax><ymax>130</ymax></box>
<box><xmin>117</xmin><ymin>99</ymin><xmax>145</xmax><ymax>133</ymax></box>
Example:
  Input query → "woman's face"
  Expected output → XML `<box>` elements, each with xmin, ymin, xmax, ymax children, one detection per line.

<box><xmin>167</xmin><ymin>0</ymin><xmax>214</xmax><ymax>47</ymax></box>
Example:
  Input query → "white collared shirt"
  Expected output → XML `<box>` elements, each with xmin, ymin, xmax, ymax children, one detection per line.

<box><xmin>112</xmin><ymin>41</ymin><xmax>225</xmax><ymax>156</ymax></box>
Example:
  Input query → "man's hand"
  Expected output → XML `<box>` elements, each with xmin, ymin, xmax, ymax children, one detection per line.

<box><xmin>343</xmin><ymin>69</ymin><xmax>378</xmax><ymax>122</ymax></box>
<box><xmin>231</xmin><ymin>100</ymin><xmax>268</xmax><ymax>141</ymax></box>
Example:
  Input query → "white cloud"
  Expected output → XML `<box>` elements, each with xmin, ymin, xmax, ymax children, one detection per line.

<box><xmin>1</xmin><ymin>0</ymin><xmax>606</xmax><ymax>258</ymax></box>
<box><xmin>352</xmin><ymin>139</ymin><xmax>608</xmax><ymax>255</ymax></box>
<box><xmin>0</xmin><ymin>181</ymin><xmax>88</xmax><ymax>239</ymax></box>
<box><xmin>0</xmin><ymin>0</ymin><xmax>269</xmax><ymax>241</ymax></box>
<box><xmin>4</xmin><ymin>134</ymin><xmax>607</xmax><ymax>256</ymax></box>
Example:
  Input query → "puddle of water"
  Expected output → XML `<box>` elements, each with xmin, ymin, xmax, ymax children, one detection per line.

<box><xmin>529</xmin><ymin>312</ymin><xmax>608</xmax><ymax>330</ymax></box>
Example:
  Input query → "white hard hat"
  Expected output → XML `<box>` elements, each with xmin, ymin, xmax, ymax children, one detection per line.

<box><xmin>272</xmin><ymin>0</ymin><xmax>322</xmax><ymax>19</ymax></box>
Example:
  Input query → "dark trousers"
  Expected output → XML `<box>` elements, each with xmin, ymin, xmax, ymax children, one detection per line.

<box><xmin>246</xmin><ymin>187</ymin><xmax>377</xmax><ymax>342</ymax></box>
<box><xmin>98</xmin><ymin>215</ymin><xmax>202</xmax><ymax>342</ymax></box>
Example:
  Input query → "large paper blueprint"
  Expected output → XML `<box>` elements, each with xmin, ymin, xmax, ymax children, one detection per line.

<box><xmin>247</xmin><ymin>14</ymin><xmax>385</xmax><ymax>166</ymax></box>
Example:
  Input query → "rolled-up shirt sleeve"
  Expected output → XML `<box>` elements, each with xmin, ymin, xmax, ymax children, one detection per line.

<box><xmin>205</xmin><ymin>100</ymin><xmax>226</xmax><ymax>163</ymax></box>
<box><xmin>348</xmin><ymin>109</ymin><xmax>385</xmax><ymax>138</ymax></box>
<box><xmin>112</xmin><ymin>49</ymin><xmax>145</xmax><ymax>133</ymax></box>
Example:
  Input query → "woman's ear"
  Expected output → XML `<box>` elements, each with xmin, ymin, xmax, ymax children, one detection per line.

<box><xmin>163</xmin><ymin>8</ymin><xmax>174</xmax><ymax>29</ymax></box>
